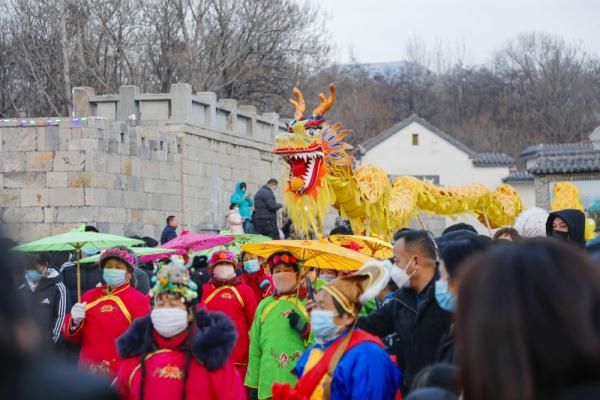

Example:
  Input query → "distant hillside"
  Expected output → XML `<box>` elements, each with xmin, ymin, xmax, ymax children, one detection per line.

<box><xmin>339</xmin><ymin>61</ymin><xmax>431</xmax><ymax>78</ymax></box>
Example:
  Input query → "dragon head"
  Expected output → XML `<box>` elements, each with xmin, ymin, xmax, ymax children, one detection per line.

<box><xmin>273</xmin><ymin>83</ymin><xmax>353</xmax><ymax>196</ymax></box>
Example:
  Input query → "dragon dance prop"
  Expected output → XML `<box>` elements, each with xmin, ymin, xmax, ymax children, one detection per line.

<box><xmin>551</xmin><ymin>182</ymin><xmax>596</xmax><ymax>240</ymax></box>
<box><xmin>273</xmin><ymin>83</ymin><xmax>525</xmax><ymax>239</ymax></box>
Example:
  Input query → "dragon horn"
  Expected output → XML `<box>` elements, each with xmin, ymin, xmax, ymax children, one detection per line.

<box><xmin>289</xmin><ymin>87</ymin><xmax>305</xmax><ymax>120</ymax></box>
<box><xmin>312</xmin><ymin>83</ymin><xmax>336</xmax><ymax>116</ymax></box>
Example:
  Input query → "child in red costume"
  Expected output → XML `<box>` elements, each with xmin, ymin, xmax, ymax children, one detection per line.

<box><xmin>201</xmin><ymin>250</ymin><xmax>257</xmax><ymax>379</ymax></box>
<box><xmin>239</xmin><ymin>251</ymin><xmax>273</xmax><ymax>303</ymax></box>
<box><xmin>62</xmin><ymin>247</ymin><xmax>150</xmax><ymax>379</ymax></box>
<box><xmin>116</xmin><ymin>255</ymin><xmax>245</xmax><ymax>400</ymax></box>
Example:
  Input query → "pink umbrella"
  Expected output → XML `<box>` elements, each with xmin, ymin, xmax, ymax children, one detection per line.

<box><xmin>139</xmin><ymin>248</ymin><xmax>187</xmax><ymax>263</ymax></box>
<box><xmin>162</xmin><ymin>230</ymin><xmax>235</xmax><ymax>253</ymax></box>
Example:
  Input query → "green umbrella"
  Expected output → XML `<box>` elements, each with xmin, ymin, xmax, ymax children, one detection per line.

<box><xmin>194</xmin><ymin>231</ymin><xmax>271</xmax><ymax>258</ymax></box>
<box><xmin>79</xmin><ymin>247</ymin><xmax>179</xmax><ymax>264</ymax></box>
<box><xmin>14</xmin><ymin>225</ymin><xmax>144</xmax><ymax>301</ymax></box>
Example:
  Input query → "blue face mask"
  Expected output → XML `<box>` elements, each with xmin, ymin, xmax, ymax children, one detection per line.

<box><xmin>310</xmin><ymin>310</ymin><xmax>341</xmax><ymax>344</ymax></box>
<box><xmin>103</xmin><ymin>268</ymin><xmax>127</xmax><ymax>288</ymax></box>
<box><xmin>81</xmin><ymin>247</ymin><xmax>99</xmax><ymax>257</ymax></box>
<box><xmin>26</xmin><ymin>269</ymin><xmax>45</xmax><ymax>282</ymax></box>
<box><xmin>435</xmin><ymin>280</ymin><xmax>456</xmax><ymax>312</ymax></box>
<box><xmin>243</xmin><ymin>259</ymin><xmax>261</xmax><ymax>274</ymax></box>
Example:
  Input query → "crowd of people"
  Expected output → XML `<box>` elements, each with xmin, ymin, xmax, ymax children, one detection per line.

<box><xmin>2</xmin><ymin>191</ymin><xmax>600</xmax><ymax>400</ymax></box>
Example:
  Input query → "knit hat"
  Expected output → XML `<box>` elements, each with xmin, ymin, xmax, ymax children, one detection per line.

<box><xmin>149</xmin><ymin>255</ymin><xmax>198</xmax><ymax>303</ymax></box>
<box><xmin>322</xmin><ymin>260</ymin><xmax>389</xmax><ymax>317</ymax></box>
<box><xmin>208</xmin><ymin>250</ymin><xmax>237</xmax><ymax>269</ymax></box>
<box><xmin>514</xmin><ymin>207</ymin><xmax>549</xmax><ymax>238</ymax></box>
<box><xmin>99</xmin><ymin>247</ymin><xmax>137</xmax><ymax>271</ymax></box>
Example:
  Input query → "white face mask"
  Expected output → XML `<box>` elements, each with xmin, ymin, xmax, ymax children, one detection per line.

<box><xmin>213</xmin><ymin>265</ymin><xmax>236</xmax><ymax>281</ymax></box>
<box><xmin>151</xmin><ymin>308</ymin><xmax>189</xmax><ymax>338</ymax></box>
<box><xmin>390</xmin><ymin>257</ymin><xmax>416</xmax><ymax>288</ymax></box>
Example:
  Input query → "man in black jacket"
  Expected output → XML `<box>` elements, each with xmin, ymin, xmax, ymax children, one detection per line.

<box><xmin>358</xmin><ymin>230</ymin><xmax>451</xmax><ymax>394</ymax></box>
<box><xmin>546</xmin><ymin>208</ymin><xmax>586</xmax><ymax>248</ymax></box>
<box><xmin>253</xmin><ymin>178</ymin><xmax>282</xmax><ymax>239</ymax></box>
<box><xmin>17</xmin><ymin>252</ymin><xmax>70</xmax><ymax>348</ymax></box>
<box><xmin>160</xmin><ymin>215</ymin><xmax>178</xmax><ymax>244</ymax></box>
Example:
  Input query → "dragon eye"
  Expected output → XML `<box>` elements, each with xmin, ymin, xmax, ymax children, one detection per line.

<box><xmin>307</xmin><ymin>128</ymin><xmax>318</xmax><ymax>137</ymax></box>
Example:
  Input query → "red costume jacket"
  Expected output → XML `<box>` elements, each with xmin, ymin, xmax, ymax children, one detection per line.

<box><xmin>241</xmin><ymin>267</ymin><xmax>273</xmax><ymax>303</ymax></box>
<box><xmin>62</xmin><ymin>283</ymin><xmax>150</xmax><ymax>378</ymax></box>
<box><xmin>201</xmin><ymin>278</ymin><xmax>257</xmax><ymax>368</ymax></box>
<box><xmin>116</xmin><ymin>310</ymin><xmax>245</xmax><ymax>400</ymax></box>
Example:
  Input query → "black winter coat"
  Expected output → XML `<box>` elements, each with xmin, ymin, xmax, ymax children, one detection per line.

<box><xmin>17</xmin><ymin>268</ymin><xmax>70</xmax><ymax>347</ymax></box>
<box><xmin>358</xmin><ymin>279</ymin><xmax>451</xmax><ymax>393</ymax></box>
<box><xmin>253</xmin><ymin>185</ymin><xmax>281</xmax><ymax>221</ymax></box>
<box><xmin>546</xmin><ymin>208</ymin><xmax>586</xmax><ymax>248</ymax></box>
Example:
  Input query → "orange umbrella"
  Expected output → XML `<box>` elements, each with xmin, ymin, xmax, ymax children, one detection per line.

<box><xmin>329</xmin><ymin>234</ymin><xmax>393</xmax><ymax>259</ymax></box>
<box><xmin>241</xmin><ymin>239</ymin><xmax>374</xmax><ymax>271</ymax></box>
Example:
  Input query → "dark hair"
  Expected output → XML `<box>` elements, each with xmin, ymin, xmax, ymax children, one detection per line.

<box><xmin>84</xmin><ymin>225</ymin><xmax>99</xmax><ymax>233</ymax></box>
<box><xmin>440</xmin><ymin>237</ymin><xmax>489</xmax><ymax>279</ymax></box>
<box><xmin>456</xmin><ymin>239</ymin><xmax>600</xmax><ymax>400</ymax></box>
<box><xmin>393</xmin><ymin>228</ymin><xmax>415</xmax><ymax>242</ymax></box>
<box><xmin>493</xmin><ymin>227</ymin><xmax>521</xmax><ymax>241</ymax></box>
<box><xmin>412</xmin><ymin>363</ymin><xmax>460</xmax><ymax>396</ymax></box>
<box><xmin>166</xmin><ymin>215</ymin><xmax>176</xmax><ymax>225</ymax></box>
<box><xmin>442</xmin><ymin>223</ymin><xmax>477</xmax><ymax>236</ymax></box>
<box><xmin>32</xmin><ymin>252</ymin><xmax>52</xmax><ymax>266</ymax></box>
<box><xmin>267</xmin><ymin>178</ymin><xmax>278</xmax><ymax>186</ymax></box>
<box><xmin>240</xmin><ymin>182</ymin><xmax>247</xmax><ymax>190</ymax></box>
<box><xmin>397</xmin><ymin>230</ymin><xmax>438</xmax><ymax>261</ymax></box>
<box><xmin>229</xmin><ymin>203</ymin><xmax>237</xmax><ymax>210</ymax></box>
<box><xmin>329</xmin><ymin>226</ymin><xmax>353</xmax><ymax>236</ymax></box>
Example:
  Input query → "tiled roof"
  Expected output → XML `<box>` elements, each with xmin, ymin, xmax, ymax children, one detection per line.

<box><xmin>473</xmin><ymin>152</ymin><xmax>515</xmax><ymax>166</ymax></box>
<box><xmin>502</xmin><ymin>170</ymin><xmax>534</xmax><ymax>182</ymax></box>
<box><xmin>362</xmin><ymin>114</ymin><xmax>514</xmax><ymax>167</ymax></box>
<box><xmin>527</xmin><ymin>152</ymin><xmax>600</xmax><ymax>174</ymax></box>
<box><xmin>520</xmin><ymin>143</ymin><xmax>594</xmax><ymax>159</ymax></box>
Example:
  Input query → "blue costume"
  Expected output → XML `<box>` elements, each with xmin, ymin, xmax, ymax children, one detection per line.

<box><xmin>293</xmin><ymin>330</ymin><xmax>401</xmax><ymax>400</ymax></box>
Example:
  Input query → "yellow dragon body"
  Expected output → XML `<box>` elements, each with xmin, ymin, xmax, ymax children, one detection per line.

<box><xmin>273</xmin><ymin>83</ymin><xmax>524</xmax><ymax>239</ymax></box>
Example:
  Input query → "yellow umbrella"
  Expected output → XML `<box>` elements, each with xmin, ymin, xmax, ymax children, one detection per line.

<box><xmin>329</xmin><ymin>234</ymin><xmax>393</xmax><ymax>259</ymax></box>
<box><xmin>241</xmin><ymin>239</ymin><xmax>374</xmax><ymax>271</ymax></box>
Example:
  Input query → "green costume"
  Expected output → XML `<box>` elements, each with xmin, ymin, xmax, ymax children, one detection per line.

<box><xmin>245</xmin><ymin>294</ymin><xmax>311</xmax><ymax>399</ymax></box>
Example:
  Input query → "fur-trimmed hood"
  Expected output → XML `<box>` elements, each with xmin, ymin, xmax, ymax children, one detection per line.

<box><xmin>117</xmin><ymin>309</ymin><xmax>237</xmax><ymax>371</ymax></box>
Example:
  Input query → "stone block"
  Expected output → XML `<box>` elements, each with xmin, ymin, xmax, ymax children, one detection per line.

<box><xmin>141</xmin><ymin>160</ymin><xmax>160</xmax><ymax>178</ymax></box>
<box><xmin>46</xmin><ymin>171</ymin><xmax>68</xmax><ymax>188</ymax></box>
<box><xmin>56</xmin><ymin>206</ymin><xmax>96</xmax><ymax>223</ymax></box>
<box><xmin>127</xmin><ymin>208</ymin><xmax>145</xmax><ymax>224</ymax></box>
<box><xmin>25</xmin><ymin>151</ymin><xmax>54</xmax><ymax>171</ymax></box>
<box><xmin>1</xmin><ymin>152</ymin><xmax>25</xmax><ymax>172</ymax></box>
<box><xmin>3</xmin><ymin>128</ymin><xmax>38</xmax><ymax>151</ymax></box>
<box><xmin>53</xmin><ymin>151</ymin><xmax>85</xmax><ymax>171</ymax></box>
<box><xmin>106</xmin><ymin>153</ymin><xmax>122</xmax><ymax>174</ymax></box>
<box><xmin>159</xmin><ymin>162</ymin><xmax>181</xmax><ymax>181</ymax></box>
<box><xmin>67</xmin><ymin>172</ymin><xmax>94</xmax><ymax>188</ymax></box>
<box><xmin>0</xmin><ymin>189</ymin><xmax>21</xmax><ymax>207</ymax></box>
<box><xmin>43</xmin><ymin>207</ymin><xmax>57</xmax><ymax>223</ymax></box>
<box><xmin>143</xmin><ymin>178</ymin><xmax>161</xmax><ymax>194</ymax></box>
<box><xmin>123</xmin><ymin>191</ymin><xmax>148</xmax><ymax>209</ymax></box>
<box><xmin>2</xmin><ymin>207</ymin><xmax>43</xmax><ymax>223</ymax></box>
<box><xmin>147</xmin><ymin>193</ymin><xmax>163</xmax><ymax>210</ymax></box>
<box><xmin>50</xmin><ymin>223</ymin><xmax>80</xmax><ymax>235</ymax></box>
<box><xmin>19</xmin><ymin>223</ymin><xmax>51</xmax><ymax>242</ymax></box>
<box><xmin>94</xmin><ymin>172</ymin><xmax>117</xmax><ymax>189</ymax></box>
<box><xmin>21</xmin><ymin>188</ymin><xmax>49</xmax><ymax>207</ymax></box>
<box><xmin>3</xmin><ymin>172</ymin><xmax>46</xmax><ymax>188</ymax></box>
<box><xmin>96</xmin><ymin>207</ymin><xmax>126</xmax><ymax>223</ymax></box>
<box><xmin>49</xmin><ymin>188</ymin><xmax>85</xmax><ymax>206</ymax></box>
<box><xmin>127</xmin><ymin>176</ymin><xmax>142</xmax><ymax>192</ymax></box>
<box><xmin>44</xmin><ymin>126</ymin><xmax>61</xmax><ymax>150</ymax></box>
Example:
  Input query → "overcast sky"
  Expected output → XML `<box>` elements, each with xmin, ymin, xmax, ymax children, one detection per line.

<box><xmin>316</xmin><ymin>0</ymin><xmax>600</xmax><ymax>65</ymax></box>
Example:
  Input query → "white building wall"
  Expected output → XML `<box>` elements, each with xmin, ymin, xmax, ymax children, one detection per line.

<box><xmin>360</xmin><ymin>121</ymin><xmax>515</xmax><ymax>234</ymax></box>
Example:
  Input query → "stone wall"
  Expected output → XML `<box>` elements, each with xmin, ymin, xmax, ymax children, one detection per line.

<box><xmin>1</xmin><ymin>84</ymin><xmax>286</xmax><ymax>242</ymax></box>
<box><xmin>534</xmin><ymin>173</ymin><xmax>600</xmax><ymax>210</ymax></box>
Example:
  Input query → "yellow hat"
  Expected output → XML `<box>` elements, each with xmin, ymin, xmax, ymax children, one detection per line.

<box><xmin>322</xmin><ymin>261</ymin><xmax>389</xmax><ymax>316</ymax></box>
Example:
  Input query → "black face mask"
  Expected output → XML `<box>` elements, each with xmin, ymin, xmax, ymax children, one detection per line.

<box><xmin>551</xmin><ymin>229</ymin><xmax>569</xmax><ymax>240</ymax></box>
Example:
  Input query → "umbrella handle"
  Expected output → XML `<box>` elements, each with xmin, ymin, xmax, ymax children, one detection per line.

<box><xmin>76</xmin><ymin>250</ymin><xmax>81</xmax><ymax>303</ymax></box>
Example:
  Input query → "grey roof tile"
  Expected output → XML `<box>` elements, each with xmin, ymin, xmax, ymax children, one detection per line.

<box><xmin>473</xmin><ymin>152</ymin><xmax>515</xmax><ymax>166</ymax></box>
<box><xmin>520</xmin><ymin>143</ymin><xmax>594</xmax><ymax>159</ymax></box>
<box><xmin>528</xmin><ymin>151</ymin><xmax>600</xmax><ymax>174</ymax></box>
<box><xmin>502</xmin><ymin>170</ymin><xmax>534</xmax><ymax>182</ymax></box>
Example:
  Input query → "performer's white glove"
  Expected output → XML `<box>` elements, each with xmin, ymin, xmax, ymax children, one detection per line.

<box><xmin>71</xmin><ymin>302</ymin><xmax>87</xmax><ymax>326</ymax></box>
